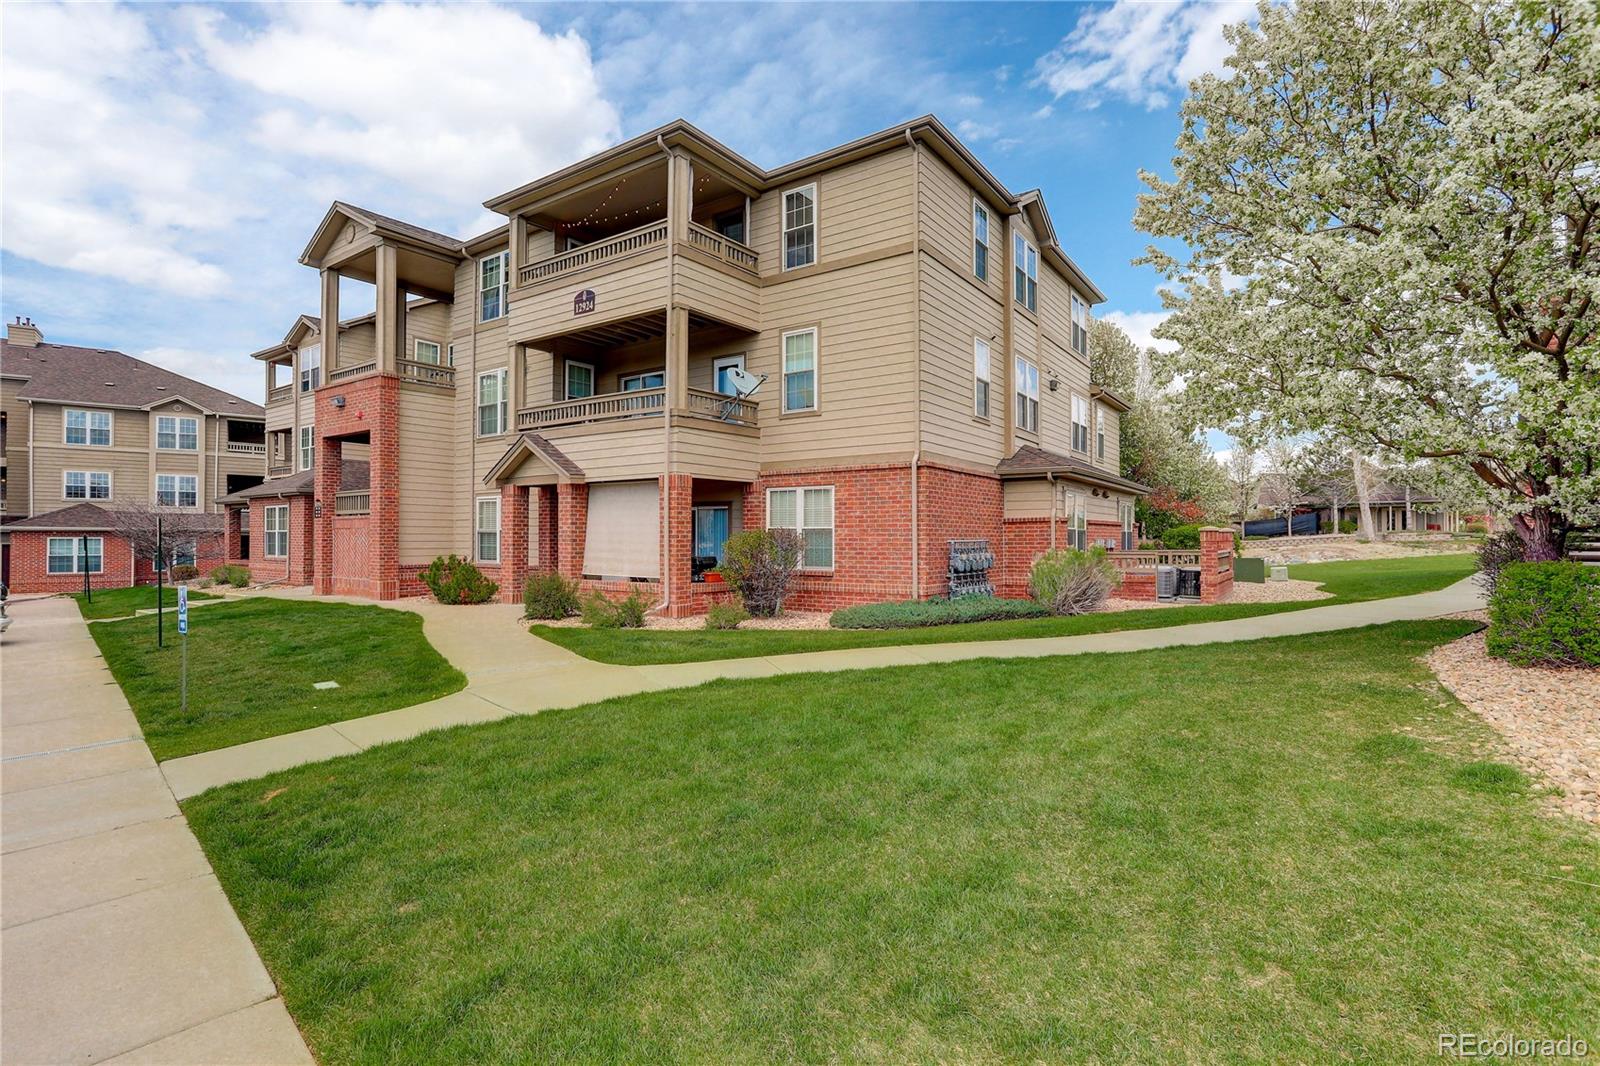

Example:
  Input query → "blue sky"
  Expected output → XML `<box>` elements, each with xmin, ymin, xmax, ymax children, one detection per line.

<box><xmin>0</xmin><ymin>0</ymin><xmax>1252</xmax><ymax>440</ymax></box>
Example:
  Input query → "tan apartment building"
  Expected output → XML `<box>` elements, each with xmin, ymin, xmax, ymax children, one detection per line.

<box><xmin>229</xmin><ymin>117</ymin><xmax>1151</xmax><ymax>612</ymax></box>
<box><xmin>1</xmin><ymin>317</ymin><xmax>265</xmax><ymax>591</ymax></box>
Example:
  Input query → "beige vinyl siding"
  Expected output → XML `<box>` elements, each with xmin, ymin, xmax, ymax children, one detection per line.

<box><xmin>753</xmin><ymin>252</ymin><xmax>918</xmax><ymax>464</ymax></box>
<box><xmin>3</xmin><ymin>379</ymin><xmax>31</xmax><ymax>513</ymax></box>
<box><xmin>405</xmin><ymin>302</ymin><xmax>451</xmax><ymax>361</ymax></box>
<box><xmin>30</xmin><ymin>404</ymin><xmax>151</xmax><ymax>512</ymax></box>
<box><xmin>917</xmin><ymin>251</ymin><xmax>1006</xmax><ymax>468</ymax></box>
<box><xmin>1036</xmin><ymin>332</ymin><xmax>1091</xmax><ymax>459</ymax></box>
<box><xmin>397</xmin><ymin>385</ymin><xmax>457</xmax><ymax>564</ymax></box>
<box><xmin>673</xmin><ymin>420</ymin><xmax>760</xmax><ymax>481</ymax></box>
<box><xmin>334</xmin><ymin>322</ymin><xmax>375</xmax><ymax>373</ymax></box>
<box><xmin>1097</xmin><ymin>405</ymin><xmax>1122</xmax><ymax>474</ymax></box>
<box><xmin>539</xmin><ymin>419</ymin><xmax>665</xmax><ymax>482</ymax></box>
<box><xmin>1004</xmin><ymin>478</ymin><xmax>1131</xmax><ymax>524</ymax></box>
<box><xmin>749</xmin><ymin>146</ymin><xmax>915</xmax><ymax>273</ymax></box>
<box><xmin>457</xmin><ymin>250</ymin><xmax>509</xmax><ymax>554</ymax></box>
<box><xmin>265</xmin><ymin>394</ymin><xmax>293</xmax><ymax>433</ymax></box>
<box><xmin>918</xmin><ymin>153</ymin><xmax>1005</xmax><ymax>302</ymax></box>
<box><xmin>676</xmin><ymin>255</ymin><xmax>760</xmax><ymax>331</ymax></box>
<box><xmin>507</xmin><ymin>249</ymin><xmax>670</xmax><ymax>344</ymax></box>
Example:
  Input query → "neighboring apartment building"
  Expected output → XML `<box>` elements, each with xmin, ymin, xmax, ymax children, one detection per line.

<box><xmin>1</xmin><ymin>317</ymin><xmax>266</xmax><ymax>591</ymax></box>
<box><xmin>229</xmin><ymin>117</ymin><xmax>1149</xmax><ymax>612</ymax></box>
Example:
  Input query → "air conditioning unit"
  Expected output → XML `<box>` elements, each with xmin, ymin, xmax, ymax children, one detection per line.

<box><xmin>1156</xmin><ymin>565</ymin><xmax>1178</xmax><ymax>601</ymax></box>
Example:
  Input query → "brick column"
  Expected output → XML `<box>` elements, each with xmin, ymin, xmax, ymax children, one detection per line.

<box><xmin>290</xmin><ymin>496</ymin><xmax>315</xmax><ymax>585</ymax></box>
<box><xmin>499</xmin><ymin>483</ymin><xmax>530</xmax><ymax>604</ymax></box>
<box><xmin>661</xmin><ymin>473</ymin><xmax>695</xmax><ymax>617</ymax></box>
<box><xmin>1199</xmin><ymin>526</ymin><xmax>1234</xmax><ymax>603</ymax></box>
<box><xmin>556</xmin><ymin>482</ymin><xmax>588</xmax><ymax>580</ymax></box>
<box><xmin>313</xmin><ymin>438</ymin><xmax>342</xmax><ymax>594</ymax></box>
<box><xmin>534</xmin><ymin>485</ymin><xmax>559</xmax><ymax>574</ymax></box>
<box><xmin>224</xmin><ymin>506</ymin><xmax>243</xmax><ymax>562</ymax></box>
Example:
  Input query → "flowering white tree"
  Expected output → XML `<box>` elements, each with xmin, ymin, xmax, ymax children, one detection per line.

<box><xmin>1136</xmin><ymin>0</ymin><xmax>1599</xmax><ymax>559</ymax></box>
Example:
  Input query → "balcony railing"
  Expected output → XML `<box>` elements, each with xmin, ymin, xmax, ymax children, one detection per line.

<box><xmin>328</xmin><ymin>361</ymin><xmax>377</xmax><ymax>383</ymax></box>
<box><xmin>518</xmin><ymin>387</ymin><xmax>665</xmax><ymax>430</ymax></box>
<box><xmin>518</xmin><ymin>220</ymin><xmax>668</xmax><ymax>285</ymax></box>
<box><xmin>267</xmin><ymin>384</ymin><xmax>292</xmax><ymax>404</ymax></box>
<box><xmin>334</xmin><ymin>490</ymin><xmax>370</xmax><ymax>515</ymax></box>
<box><xmin>225</xmin><ymin>441</ymin><xmax>267</xmax><ymax>456</ymax></box>
<box><xmin>1105</xmin><ymin>550</ymin><xmax>1201</xmax><ymax>573</ymax></box>
<box><xmin>398</xmin><ymin>359</ymin><xmax>454</xmax><ymax>388</ymax></box>
<box><xmin>685</xmin><ymin>387</ymin><xmax>757</xmax><ymax>426</ymax></box>
<box><xmin>685</xmin><ymin>222</ymin><xmax>759</xmax><ymax>274</ymax></box>
<box><xmin>268</xmin><ymin>463</ymin><xmax>294</xmax><ymax>477</ymax></box>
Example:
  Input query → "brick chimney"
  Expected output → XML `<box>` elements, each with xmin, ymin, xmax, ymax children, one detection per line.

<box><xmin>6</xmin><ymin>317</ymin><xmax>42</xmax><ymax>347</ymax></box>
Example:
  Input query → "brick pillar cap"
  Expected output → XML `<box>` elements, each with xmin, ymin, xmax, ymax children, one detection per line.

<box><xmin>1199</xmin><ymin>526</ymin><xmax>1235</xmax><ymax>533</ymax></box>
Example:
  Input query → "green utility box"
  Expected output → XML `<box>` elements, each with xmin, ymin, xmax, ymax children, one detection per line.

<box><xmin>1235</xmin><ymin>556</ymin><xmax>1267</xmax><ymax>584</ymax></box>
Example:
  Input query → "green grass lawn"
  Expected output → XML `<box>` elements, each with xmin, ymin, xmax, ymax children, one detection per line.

<box><xmin>535</xmin><ymin>553</ymin><xmax>1479</xmax><ymax>665</ymax></box>
<box><xmin>185</xmin><ymin>620</ymin><xmax>1598</xmax><ymax>1065</ymax></box>
<box><xmin>90</xmin><ymin>598</ymin><xmax>466</xmax><ymax>760</ymax></box>
<box><xmin>73</xmin><ymin>584</ymin><xmax>219</xmax><ymax>621</ymax></box>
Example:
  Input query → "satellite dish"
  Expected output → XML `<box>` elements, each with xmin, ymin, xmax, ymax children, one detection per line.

<box><xmin>724</xmin><ymin>366</ymin><xmax>765</xmax><ymax>398</ymax></box>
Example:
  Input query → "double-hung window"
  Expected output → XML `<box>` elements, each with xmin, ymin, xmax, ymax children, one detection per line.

<box><xmin>171</xmin><ymin>542</ymin><xmax>197</xmax><ymax>568</ymax></box>
<box><xmin>299</xmin><ymin>425</ymin><xmax>314</xmax><ymax>471</ymax></box>
<box><xmin>972</xmin><ymin>201</ymin><xmax>991</xmax><ymax>281</ymax></box>
<box><xmin>300</xmin><ymin>344</ymin><xmax>321</xmax><ymax>391</ymax></box>
<box><xmin>1120</xmin><ymin>501</ymin><xmax>1136</xmax><ymax>552</ymax></box>
<box><xmin>1013</xmin><ymin>234</ymin><xmax>1038</xmax><ymax>312</ymax></box>
<box><xmin>973</xmin><ymin>338</ymin><xmax>991</xmax><ymax>418</ymax></box>
<box><xmin>480</xmin><ymin>252</ymin><xmax>509</xmax><ymax>322</ymax></box>
<box><xmin>1096</xmin><ymin>405</ymin><xmax>1106</xmax><ymax>459</ymax></box>
<box><xmin>157</xmin><ymin>415</ymin><xmax>199</xmax><ymax>451</ymax></box>
<box><xmin>48</xmin><ymin>536</ymin><xmax>101</xmax><ymax>574</ymax></box>
<box><xmin>65</xmin><ymin>409</ymin><xmax>111</xmax><ymax>446</ymax></box>
<box><xmin>1068</xmin><ymin>494</ymin><xmax>1087</xmax><ymax>550</ymax></box>
<box><xmin>768</xmin><ymin>486</ymin><xmax>833</xmax><ymax>569</ymax></box>
<box><xmin>564</xmin><ymin>361</ymin><xmax>595</xmax><ymax>400</ymax></box>
<box><xmin>264</xmin><ymin>504</ymin><xmax>289</xmax><ymax>558</ymax></box>
<box><xmin>476</xmin><ymin>496</ymin><xmax>501</xmax><ymax>563</ymax></box>
<box><xmin>477</xmin><ymin>370</ymin><xmax>507</xmax><ymax>435</ymax></box>
<box><xmin>781</xmin><ymin>329</ymin><xmax>817</xmax><ymax>413</ymax></box>
<box><xmin>1072</xmin><ymin>395</ymin><xmax>1090</xmax><ymax>452</ymax></box>
<box><xmin>64</xmin><ymin>471</ymin><xmax>111</xmax><ymax>500</ymax></box>
<box><xmin>782</xmin><ymin>185</ymin><xmax>816</xmax><ymax>270</ymax></box>
<box><xmin>156</xmin><ymin>474</ymin><xmax>198</xmax><ymax>508</ymax></box>
<box><xmin>1015</xmin><ymin>358</ymin><xmax>1039</xmax><ymax>433</ymax></box>
<box><xmin>1071</xmin><ymin>294</ymin><xmax>1088</xmax><ymax>354</ymax></box>
<box><xmin>414</xmin><ymin>339</ymin><xmax>442</xmax><ymax>364</ymax></box>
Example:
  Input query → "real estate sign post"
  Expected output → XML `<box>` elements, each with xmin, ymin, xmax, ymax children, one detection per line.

<box><xmin>177</xmin><ymin>584</ymin><xmax>188</xmax><ymax>715</ymax></box>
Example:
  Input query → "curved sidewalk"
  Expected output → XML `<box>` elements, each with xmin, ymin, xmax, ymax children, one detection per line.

<box><xmin>159</xmin><ymin>578</ymin><xmax>1485</xmax><ymax>801</ymax></box>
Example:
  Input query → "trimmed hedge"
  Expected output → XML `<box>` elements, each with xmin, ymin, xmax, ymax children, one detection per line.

<box><xmin>420</xmin><ymin>555</ymin><xmax>499</xmax><ymax>605</ymax></box>
<box><xmin>830</xmin><ymin>595</ymin><xmax>1049</xmax><ymax>630</ymax></box>
<box><xmin>1485</xmin><ymin>562</ymin><xmax>1599</xmax><ymax>668</ymax></box>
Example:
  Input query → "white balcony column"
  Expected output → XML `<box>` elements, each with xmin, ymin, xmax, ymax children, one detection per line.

<box><xmin>665</xmin><ymin>152</ymin><xmax>692</xmax><ymax>412</ymax></box>
<box><xmin>510</xmin><ymin>344</ymin><xmax>525</xmax><ymax>419</ymax></box>
<box><xmin>511</xmin><ymin>214</ymin><xmax>528</xmax><ymax>281</ymax></box>
<box><xmin>319</xmin><ymin>268</ymin><xmax>340</xmax><ymax>376</ymax></box>
<box><xmin>375</xmin><ymin>242</ymin><xmax>399</xmax><ymax>375</ymax></box>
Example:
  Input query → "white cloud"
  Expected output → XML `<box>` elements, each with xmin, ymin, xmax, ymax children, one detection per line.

<box><xmin>196</xmin><ymin>4</ymin><xmax>621</xmax><ymax>212</ymax></box>
<box><xmin>1033</xmin><ymin>0</ymin><xmax>1256</xmax><ymax>110</ymax></box>
<box><xmin>1102</xmin><ymin>309</ymin><xmax>1176</xmax><ymax>354</ymax></box>
<box><xmin>1</xmin><ymin>3</ymin><xmax>239</xmax><ymax>294</ymax></box>
<box><xmin>139</xmin><ymin>346</ymin><xmax>261</xmax><ymax>406</ymax></box>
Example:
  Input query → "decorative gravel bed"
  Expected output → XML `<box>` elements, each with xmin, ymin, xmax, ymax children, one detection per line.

<box><xmin>537</xmin><ymin>610</ymin><xmax>833</xmax><ymax>631</ymax></box>
<box><xmin>1427</xmin><ymin>620</ymin><xmax>1600</xmax><ymax>827</ymax></box>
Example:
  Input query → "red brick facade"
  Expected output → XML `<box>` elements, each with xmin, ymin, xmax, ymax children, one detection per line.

<box><xmin>7</xmin><ymin>529</ymin><xmax>226</xmax><ymax>594</ymax></box>
<box><xmin>314</xmin><ymin>374</ymin><xmax>400</xmax><ymax>599</ymax></box>
<box><xmin>241</xmin><ymin>496</ymin><xmax>314</xmax><ymax>585</ymax></box>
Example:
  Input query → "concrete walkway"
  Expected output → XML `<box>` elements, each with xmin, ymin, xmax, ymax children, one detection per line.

<box><xmin>159</xmin><ymin>577</ymin><xmax>1485</xmax><ymax>801</ymax></box>
<box><xmin>1</xmin><ymin>597</ymin><xmax>312</xmax><ymax>1066</ymax></box>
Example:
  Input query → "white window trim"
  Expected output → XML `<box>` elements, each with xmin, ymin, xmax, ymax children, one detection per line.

<box><xmin>156</xmin><ymin>473</ymin><xmax>199</xmax><ymax>509</ymax></box>
<box><xmin>1015</xmin><ymin>358</ymin><xmax>1039</xmax><ymax>434</ymax></box>
<box><xmin>766</xmin><ymin>485</ymin><xmax>835</xmax><ymax>572</ymax></box>
<box><xmin>1071</xmin><ymin>394</ymin><xmax>1090</xmax><ymax>453</ymax></box>
<box><xmin>1014</xmin><ymin>234</ymin><xmax>1039</xmax><ymax>312</ymax></box>
<box><xmin>264</xmin><ymin>504</ymin><xmax>289</xmax><ymax>558</ymax></box>
<box><xmin>1096</xmin><ymin>404</ymin><xmax>1106</xmax><ymax>459</ymax></box>
<box><xmin>781</xmin><ymin>183</ymin><xmax>818</xmax><ymax>272</ymax></box>
<box><xmin>973</xmin><ymin>337</ymin><xmax>991</xmax><ymax>419</ymax></box>
<box><xmin>299</xmin><ymin>344</ymin><xmax>322</xmax><ymax>392</ymax></box>
<box><xmin>156</xmin><ymin>414</ymin><xmax>199</xmax><ymax>452</ymax></box>
<box><xmin>413</xmin><ymin>338</ymin><xmax>442</xmax><ymax>364</ymax></box>
<box><xmin>477</xmin><ymin>369</ymin><xmax>508</xmax><ymax>437</ymax></box>
<box><xmin>47</xmin><ymin>536</ymin><xmax>104</xmax><ymax>574</ymax></box>
<box><xmin>299</xmin><ymin>425</ymin><xmax>315</xmax><ymax>471</ymax></box>
<box><xmin>479</xmin><ymin>251</ymin><xmax>509</xmax><ymax>323</ymax></box>
<box><xmin>63</xmin><ymin>470</ymin><xmax>113</xmax><ymax>500</ymax></box>
<box><xmin>780</xmin><ymin>327</ymin><xmax>819</xmax><ymax>414</ymax></box>
<box><xmin>972</xmin><ymin>199</ymin><xmax>992</xmax><ymax>281</ymax></box>
<box><xmin>562</xmin><ymin>361</ymin><xmax>594</xmax><ymax>401</ymax></box>
<box><xmin>712</xmin><ymin>354</ymin><xmax>746</xmax><ymax>396</ymax></box>
<box><xmin>63</xmin><ymin>408</ymin><xmax>113</xmax><ymax>447</ymax></box>
<box><xmin>619</xmin><ymin>369</ymin><xmax>665</xmax><ymax>391</ymax></box>
<box><xmin>475</xmin><ymin>495</ymin><xmax>501</xmax><ymax>564</ymax></box>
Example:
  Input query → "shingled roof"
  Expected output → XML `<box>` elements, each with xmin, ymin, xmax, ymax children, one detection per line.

<box><xmin>996</xmin><ymin>445</ymin><xmax>1150</xmax><ymax>495</ymax></box>
<box><xmin>2</xmin><ymin>340</ymin><xmax>263</xmax><ymax>417</ymax></box>
<box><xmin>7</xmin><ymin>502</ymin><xmax>224</xmax><ymax>532</ymax></box>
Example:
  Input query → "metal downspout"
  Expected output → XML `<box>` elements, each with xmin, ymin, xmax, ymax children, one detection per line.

<box><xmin>906</xmin><ymin>128</ymin><xmax>922</xmax><ymax>600</ymax></box>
